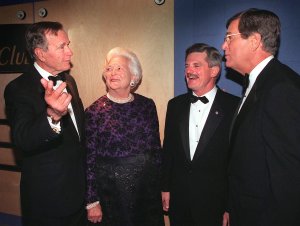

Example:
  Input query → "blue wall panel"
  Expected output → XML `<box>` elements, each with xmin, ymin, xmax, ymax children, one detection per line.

<box><xmin>175</xmin><ymin>0</ymin><xmax>300</xmax><ymax>97</ymax></box>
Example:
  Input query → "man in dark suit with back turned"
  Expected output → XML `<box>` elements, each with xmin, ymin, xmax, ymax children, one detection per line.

<box><xmin>222</xmin><ymin>8</ymin><xmax>300</xmax><ymax>226</ymax></box>
<box><xmin>161</xmin><ymin>43</ymin><xmax>239</xmax><ymax>226</ymax></box>
<box><xmin>4</xmin><ymin>21</ymin><xmax>87</xmax><ymax>226</ymax></box>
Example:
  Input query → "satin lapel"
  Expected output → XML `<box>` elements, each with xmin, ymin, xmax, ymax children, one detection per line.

<box><xmin>192</xmin><ymin>91</ymin><xmax>223</xmax><ymax>161</ymax></box>
<box><xmin>235</xmin><ymin>86</ymin><xmax>257</xmax><ymax>125</ymax></box>
<box><xmin>65</xmin><ymin>75</ymin><xmax>82</xmax><ymax>140</ymax></box>
<box><xmin>179</xmin><ymin>96</ymin><xmax>192</xmax><ymax>162</ymax></box>
<box><xmin>29</xmin><ymin>66</ymin><xmax>45</xmax><ymax>95</ymax></box>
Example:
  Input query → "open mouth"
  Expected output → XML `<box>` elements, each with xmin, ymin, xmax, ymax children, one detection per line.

<box><xmin>187</xmin><ymin>73</ymin><xmax>199</xmax><ymax>80</ymax></box>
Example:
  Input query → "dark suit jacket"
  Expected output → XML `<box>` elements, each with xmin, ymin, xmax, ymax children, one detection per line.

<box><xmin>162</xmin><ymin>88</ymin><xmax>239</xmax><ymax>225</ymax></box>
<box><xmin>229</xmin><ymin>58</ymin><xmax>300</xmax><ymax>226</ymax></box>
<box><xmin>4</xmin><ymin>66</ymin><xmax>86</xmax><ymax>218</ymax></box>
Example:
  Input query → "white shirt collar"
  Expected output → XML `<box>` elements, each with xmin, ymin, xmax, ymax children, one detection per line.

<box><xmin>34</xmin><ymin>62</ymin><xmax>54</xmax><ymax>80</ymax></box>
<box><xmin>248</xmin><ymin>55</ymin><xmax>274</xmax><ymax>89</ymax></box>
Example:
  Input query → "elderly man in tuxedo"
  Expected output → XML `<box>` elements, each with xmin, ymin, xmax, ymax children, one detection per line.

<box><xmin>4</xmin><ymin>21</ymin><xmax>86</xmax><ymax>226</ymax></box>
<box><xmin>161</xmin><ymin>43</ymin><xmax>239</xmax><ymax>226</ymax></box>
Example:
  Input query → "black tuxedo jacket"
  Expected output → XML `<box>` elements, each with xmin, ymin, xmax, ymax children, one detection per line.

<box><xmin>162</xmin><ymin>88</ymin><xmax>239</xmax><ymax>225</ymax></box>
<box><xmin>229</xmin><ymin>58</ymin><xmax>300</xmax><ymax>226</ymax></box>
<box><xmin>4</xmin><ymin>66</ymin><xmax>86</xmax><ymax>217</ymax></box>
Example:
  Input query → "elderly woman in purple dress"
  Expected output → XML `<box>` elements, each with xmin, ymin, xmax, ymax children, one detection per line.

<box><xmin>85</xmin><ymin>47</ymin><xmax>164</xmax><ymax>226</ymax></box>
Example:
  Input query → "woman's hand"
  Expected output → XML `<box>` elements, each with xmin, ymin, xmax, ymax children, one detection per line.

<box><xmin>87</xmin><ymin>203</ymin><xmax>103</xmax><ymax>223</ymax></box>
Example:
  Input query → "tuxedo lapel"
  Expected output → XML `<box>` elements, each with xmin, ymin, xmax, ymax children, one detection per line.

<box><xmin>231</xmin><ymin>84</ymin><xmax>259</xmax><ymax>141</ymax></box>
<box><xmin>65</xmin><ymin>74</ymin><xmax>83</xmax><ymax>140</ymax></box>
<box><xmin>232</xmin><ymin>59</ymin><xmax>274</xmax><ymax>138</ymax></box>
<box><xmin>28</xmin><ymin>66</ymin><xmax>45</xmax><ymax>94</ymax></box>
<box><xmin>192</xmin><ymin>90</ymin><xmax>223</xmax><ymax>161</ymax></box>
<box><xmin>179</xmin><ymin>96</ymin><xmax>192</xmax><ymax>161</ymax></box>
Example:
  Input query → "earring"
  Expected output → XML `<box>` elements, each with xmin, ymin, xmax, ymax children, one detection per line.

<box><xmin>130</xmin><ymin>81</ymin><xmax>135</xmax><ymax>87</ymax></box>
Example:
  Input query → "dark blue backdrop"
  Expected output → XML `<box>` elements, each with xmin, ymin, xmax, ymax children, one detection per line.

<box><xmin>174</xmin><ymin>0</ymin><xmax>300</xmax><ymax>97</ymax></box>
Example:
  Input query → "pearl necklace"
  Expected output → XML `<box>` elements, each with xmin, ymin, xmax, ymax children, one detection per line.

<box><xmin>106</xmin><ymin>93</ymin><xmax>134</xmax><ymax>104</ymax></box>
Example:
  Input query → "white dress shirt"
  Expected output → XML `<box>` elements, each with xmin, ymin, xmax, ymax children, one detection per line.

<box><xmin>189</xmin><ymin>86</ymin><xmax>217</xmax><ymax>160</ymax></box>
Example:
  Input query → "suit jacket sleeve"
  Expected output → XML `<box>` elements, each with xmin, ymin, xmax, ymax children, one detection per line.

<box><xmin>4</xmin><ymin>79</ymin><xmax>60</xmax><ymax>156</ymax></box>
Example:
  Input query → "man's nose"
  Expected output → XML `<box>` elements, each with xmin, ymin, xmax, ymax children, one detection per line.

<box><xmin>185</xmin><ymin>66</ymin><xmax>195</xmax><ymax>74</ymax></box>
<box><xmin>221</xmin><ymin>41</ymin><xmax>228</xmax><ymax>50</ymax></box>
<box><xmin>66</xmin><ymin>46</ymin><xmax>73</xmax><ymax>56</ymax></box>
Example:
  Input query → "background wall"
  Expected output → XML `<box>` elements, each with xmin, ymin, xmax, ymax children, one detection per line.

<box><xmin>0</xmin><ymin>0</ymin><xmax>174</xmax><ymax>221</ymax></box>
<box><xmin>174</xmin><ymin>0</ymin><xmax>300</xmax><ymax>96</ymax></box>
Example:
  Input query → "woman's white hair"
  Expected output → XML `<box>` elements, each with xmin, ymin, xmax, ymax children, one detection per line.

<box><xmin>103</xmin><ymin>47</ymin><xmax>143</xmax><ymax>88</ymax></box>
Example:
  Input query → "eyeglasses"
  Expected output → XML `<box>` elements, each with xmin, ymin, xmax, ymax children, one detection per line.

<box><xmin>224</xmin><ymin>33</ymin><xmax>242</xmax><ymax>44</ymax></box>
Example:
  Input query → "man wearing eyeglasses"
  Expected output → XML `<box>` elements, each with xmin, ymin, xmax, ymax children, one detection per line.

<box><xmin>222</xmin><ymin>8</ymin><xmax>300</xmax><ymax>226</ymax></box>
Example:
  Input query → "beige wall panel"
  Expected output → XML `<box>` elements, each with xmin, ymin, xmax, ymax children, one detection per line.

<box><xmin>0</xmin><ymin>1</ymin><xmax>33</xmax><ymax>214</ymax></box>
<box><xmin>0</xmin><ymin>4</ymin><xmax>32</xmax><ymax>119</ymax></box>
<box><xmin>0</xmin><ymin>147</ymin><xmax>17</xmax><ymax>165</ymax></box>
<box><xmin>0</xmin><ymin>74</ymin><xmax>21</xmax><ymax>119</ymax></box>
<box><xmin>0</xmin><ymin>3</ymin><xmax>33</xmax><ymax>24</ymax></box>
<box><xmin>0</xmin><ymin>170</ymin><xmax>21</xmax><ymax>215</ymax></box>
<box><xmin>35</xmin><ymin>0</ymin><xmax>174</xmax><ymax>141</ymax></box>
<box><xmin>0</xmin><ymin>124</ymin><xmax>10</xmax><ymax>142</ymax></box>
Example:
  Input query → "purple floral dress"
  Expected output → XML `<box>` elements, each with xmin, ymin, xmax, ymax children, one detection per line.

<box><xmin>85</xmin><ymin>93</ymin><xmax>164</xmax><ymax>226</ymax></box>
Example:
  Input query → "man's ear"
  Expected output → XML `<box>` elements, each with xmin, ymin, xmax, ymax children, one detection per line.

<box><xmin>250</xmin><ymin>33</ymin><xmax>262</xmax><ymax>51</ymax></box>
<box><xmin>34</xmin><ymin>48</ymin><xmax>46</xmax><ymax>62</ymax></box>
<box><xmin>210</xmin><ymin>66</ymin><xmax>220</xmax><ymax>78</ymax></box>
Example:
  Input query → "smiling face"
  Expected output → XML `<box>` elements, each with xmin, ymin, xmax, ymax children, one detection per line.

<box><xmin>103</xmin><ymin>56</ymin><xmax>134</xmax><ymax>95</ymax></box>
<box><xmin>35</xmin><ymin>30</ymin><xmax>73</xmax><ymax>75</ymax></box>
<box><xmin>185</xmin><ymin>52</ymin><xmax>219</xmax><ymax>96</ymax></box>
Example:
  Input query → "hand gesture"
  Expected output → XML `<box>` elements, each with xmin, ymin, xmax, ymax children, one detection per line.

<box><xmin>41</xmin><ymin>78</ymin><xmax>72</xmax><ymax>121</ymax></box>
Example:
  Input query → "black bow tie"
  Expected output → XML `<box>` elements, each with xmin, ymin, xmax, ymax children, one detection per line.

<box><xmin>48</xmin><ymin>74</ymin><xmax>65</xmax><ymax>86</ymax></box>
<box><xmin>190</xmin><ymin>95</ymin><xmax>209</xmax><ymax>104</ymax></box>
